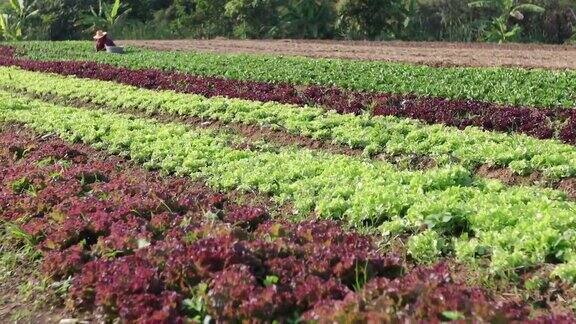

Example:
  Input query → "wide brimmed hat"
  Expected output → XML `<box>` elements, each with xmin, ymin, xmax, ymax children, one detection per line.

<box><xmin>93</xmin><ymin>30</ymin><xmax>107</xmax><ymax>39</ymax></box>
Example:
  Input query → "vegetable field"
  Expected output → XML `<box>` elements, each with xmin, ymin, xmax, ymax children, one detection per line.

<box><xmin>1</xmin><ymin>41</ymin><xmax>576</xmax><ymax>322</ymax></box>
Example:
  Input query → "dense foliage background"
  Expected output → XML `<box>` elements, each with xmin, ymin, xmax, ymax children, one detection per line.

<box><xmin>0</xmin><ymin>0</ymin><xmax>575</xmax><ymax>43</ymax></box>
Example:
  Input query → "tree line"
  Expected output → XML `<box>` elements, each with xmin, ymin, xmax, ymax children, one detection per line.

<box><xmin>1</xmin><ymin>0</ymin><xmax>575</xmax><ymax>44</ymax></box>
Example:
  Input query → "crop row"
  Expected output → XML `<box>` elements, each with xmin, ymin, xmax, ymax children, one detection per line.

<box><xmin>12</xmin><ymin>41</ymin><xmax>576</xmax><ymax>108</ymax></box>
<box><xmin>2</xmin><ymin>47</ymin><xmax>576</xmax><ymax>146</ymax></box>
<box><xmin>3</xmin><ymin>66</ymin><xmax>576</xmax><ymax>180</ymax></box>
<box><xmin>2</xmin><ymin>92</ymin><xmax>576</xmax><ymax>276</ymax></box>
<box><xmin>4</xmin><ymin>126</ymin><xmax>568</xmax><ymax>322</ymax></box>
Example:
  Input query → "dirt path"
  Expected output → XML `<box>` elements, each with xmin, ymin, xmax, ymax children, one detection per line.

<box><xmin>122</xmin><ymin>39</ymin><xmax>576</xmax><ymax>70</ymax></box>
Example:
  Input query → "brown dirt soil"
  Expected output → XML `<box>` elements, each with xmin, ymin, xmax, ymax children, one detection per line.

<box><xmin>121</xmin><ymin>39</ymin><xmax>576</xmax><ymax>70</ymax></box>
<box><xmin>476</xmin><ymin>165</ymin><xmax>576</xmax><ymax>200</ymax></box>
<box><xmin>0</xmin><ymin>282</ymin><xmax>68</xmax><ymax>323</ymax></box>
<box><xmin>0</xmin><ymin>241</ymin><xmax>74</xmax><ymax>323</ymax></box>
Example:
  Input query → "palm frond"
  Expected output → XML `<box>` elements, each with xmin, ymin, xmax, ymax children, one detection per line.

<box><xmin>468</xmin><ymin>1</ymin><xmax>495</xmax><ymax>9</ymax></box>
<box><xmin>512</xmin><ymin>4</ymin><xmax>545</xmax><ymax>14</ymax></box>
<box><xmin>9</xmin><ymin>0</ymin><xmax>19</xmax><ymax>11</ymax></box>
<box><xmin>110</xmin><ymin>0</ymin><xmax>121</xmax><ymax>19</ymax></box>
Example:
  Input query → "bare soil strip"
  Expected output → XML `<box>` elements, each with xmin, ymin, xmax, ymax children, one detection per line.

<box><xmin>122</xmin><ymin>39</ymin><xmax>576</xmax><ymax>70</ymax></box>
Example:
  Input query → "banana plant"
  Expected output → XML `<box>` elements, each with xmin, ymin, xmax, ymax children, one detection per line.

<box><xmin>0</xmin><ymin>0</ymin><xmax>38</xmax><ymax>41</ymax></box>
<box><xmin>483</xmin><ymin>16</ymin><xmax>522</xmax><ymax>43</ymax></box>
<box><xmin>335</xmin><ymin>0</ymin><xmax>418</xmax><ymax>40</ymax></box>
<box><xmin>468</xmin><ymin>0</ymin><xmax>545</xmax><ymax>19</ymax></box>
<box><xmin>279</xmin><ymin>0</ymin><xmax>335</xmax><ymax>38</ymax></box>
<box><xmin>0</xmin><ymin>14</ymin><xmax>21</xmax><ymax>41</ymax></box>
<box><xmin>9</xmin><ymin>0</ymin><xmax>39</xmax><ymax>22</ymax></box>
<box><xmin>468</xmin><ymin>0</ymin><xmax>545</xmax><ymax>43</ymax></box>
<box><xmin>78</xmin><ymin>0</ymin><xmax>131</xmax><ymax>31</ymax></box>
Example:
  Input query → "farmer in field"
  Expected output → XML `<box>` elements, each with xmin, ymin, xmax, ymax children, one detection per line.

<box><xmin>93</xmin><ymin>30</ymin><xmax>116</xmax><ymax>52</ymax></box>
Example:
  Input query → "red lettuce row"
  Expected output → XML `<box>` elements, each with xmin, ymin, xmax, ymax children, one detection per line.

<box><xmin>0</xmin><ymin>46</ymin><xmax>575</xmax><ymax>145</ymax></box>
<box><xmin>0</xmin><ymin>127</ymin><xmax>571</xmax><ymax>322</ymax></box>
<box><xmin>0</xmin><ymin>46</ymin><xmax>15</xmax><ymax>58</ymax></box>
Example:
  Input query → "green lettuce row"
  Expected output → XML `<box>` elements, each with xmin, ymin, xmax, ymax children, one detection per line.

<box><xmin>2</xmin><ymin>91</ymin><xmax>576</xmax><ymax>276</ymax></box>
<box><xmin>13</xmin><ymin>41</ymin><xmax>576</xmax><ymax>108</ymax></box>
<box><xmin>3</xmin><ymin>66</ymin><xmax>576</xmax><ymax>180</ymax></box>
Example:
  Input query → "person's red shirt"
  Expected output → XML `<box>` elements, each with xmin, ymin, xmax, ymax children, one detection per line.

<box><xmin>96</xmin><ymin>35</ymin><xmax>116</xmax><ymax>51</ymax></box>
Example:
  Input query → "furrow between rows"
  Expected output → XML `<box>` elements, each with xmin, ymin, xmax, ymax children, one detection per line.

<box><xmin>2</xmin><ymin>66</ymin><xmax>576</xmax><ymax>188</ymax></box>
<box><xmin>7</xmin><ymin>81</ymin><xmax>576</xmax><ymax>201</ymax></box>
<box><xmin>2</xmin><ymin>91</ymin><xmax>576</xmax><ymax>276</ymax></box>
